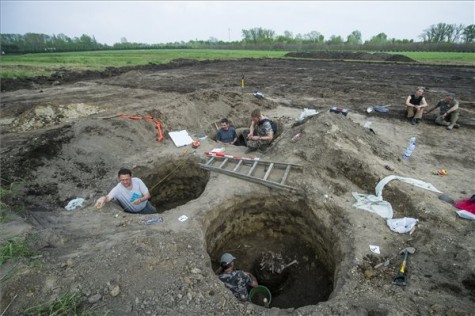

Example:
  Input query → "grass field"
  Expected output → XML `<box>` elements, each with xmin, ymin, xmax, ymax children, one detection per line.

<box><xmin>398</xmin><ymin>51</ymin><xmax>475</xmax><ymax>65</ymax></box>
<box><xmin>1</xmin><ymin>49</ymin><xmax>474</xmax><ymax>80</ymax></box>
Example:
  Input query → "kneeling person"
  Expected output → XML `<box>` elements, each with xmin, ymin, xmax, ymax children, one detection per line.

<box><xmin>218</xmin><ymin>253</ymin><xmax>258</xmax><ymax>301</ymax></box>
<box><xmin>244</xmin><ymin>109</ymin><xmax>274</xmax><ymax>152</ymax></box>
<box><xmin>94</xmin><ymin>168</ymin><xmax>157</xmax><ymax>214</ymax></box>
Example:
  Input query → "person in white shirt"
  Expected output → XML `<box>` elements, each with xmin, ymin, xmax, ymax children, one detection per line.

<box><xmin>94</xmin><ymin>168</ymin><xmax>157</xmax><ymax>214</ymax></box>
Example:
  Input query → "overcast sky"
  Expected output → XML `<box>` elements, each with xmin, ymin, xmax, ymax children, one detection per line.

<box><xmin>1</xmin><ymin>1</ymin><xmax>474</xmax><ymax>45</ymax></box>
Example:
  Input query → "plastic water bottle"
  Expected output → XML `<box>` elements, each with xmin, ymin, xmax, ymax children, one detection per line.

<box><xmin>402</xmin><ymin>137</ymin><xmax>416</xmax><ymax>160</ymax></box>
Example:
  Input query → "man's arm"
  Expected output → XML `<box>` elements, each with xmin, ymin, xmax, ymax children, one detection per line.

<box><xmin>405</xmin><ymin>95</ymin><xmax>414</xmax><ymax>107</ymax></box>
<box><xmin>95</xmin><ymin>193</ymin><xmax>113</xmax><ymax>208</ymax></box>
<box><xmin>442</xmin><ymin>100</ymin><xmax>459</xmax><ymax>119</ymax></box>
<box><xmin>259</xmin><ymin>131</ymin><xmax>273</xmax><ymax>141</ymax></box>
<box><xmin>425</xmin><ymin>101</ymin><xmax>440</xmax><ymax>114</ymax></box>
<box><xmin>246</xmin><ymin>272</ymin><xmax>258</xmax><ymax>288</ymax></box>
<box><xmin>420</xmin><ymin>97</ymin><xmax>428</xmax><ymax>108</ymax></box>
<box><xmin>216</xmin><ymin>130</ymin><xmax>223</xmax><ymax>144</ymax></box>
<box><xmin>231</xmin><ymin>129</ymin><xmax>238</xmax><ymax>145</ymax></box>
<box><xmin>247</xmin><ymin>121</ymin><xmax>255</xmax><ymax>139</ymax></box>
<box><xmin>132</xmin><ymin>191</ymin><xmax>150</xmax><ymax>205</ymax></box>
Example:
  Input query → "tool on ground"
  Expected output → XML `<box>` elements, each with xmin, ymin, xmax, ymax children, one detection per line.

<box><xmin>366</xmin><ymin>105</ymin><xmax>391</xmax><ymax>113</ymax></box>
<box><xmin>192</xmin><ymin>140</ymin><xmax>201</xmax><ymax>149</ymax></box>
<box><xmin>433</xmin><ymin>169</ymin><xmax>447</xmax><ymax>175</ymax></box>
<box><xmin>199</xmin><ymin>153</ymin><xmax>303</xmax><ymax>193</ymax></box>
<box><xmin>116</xmin><ymin>114</ymin><xmax>164</xmax><ymax>142</ymax></box>
<box><xmin>330</xmin><ymin>106</ymin><xmax>349</xmax><ymax>116</ymax></box>
<box><xmin>392</xmin><ymin>247</ymin><xmax>416</xmax><ymax>286</ymax></box>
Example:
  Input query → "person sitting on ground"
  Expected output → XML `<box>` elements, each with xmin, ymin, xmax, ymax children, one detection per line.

<box><xmin>405</xmin><ymin>87</ymin><xmax>428</xmax><ymax>125</ymax></box>
<box><xmin>94</xmin><ymin>168</ymin><xmax>157</xmax><ymax>214</ymax></box>
<box><xmin>216</xmin><ymin>118</ymin><xmax>238</xmax><ymax>145</ymax></box>
<box><xmin>217</xmin><ymin>253</ymin><xmax>258</xmax><ymax>301</ymax></box>
<box><xmin>242</xmin><ymin>108</ymin><xmax>274</xmax><ymax>152</ymax></box>
<box><xmin>425</xmin><ymin>93</ymin><xmax>460</xmax><ymax>130</ymax></box>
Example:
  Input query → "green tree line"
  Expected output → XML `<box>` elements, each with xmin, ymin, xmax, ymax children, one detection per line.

<box><xmin>1</xmin><ymin>22</ymin><xmax>474</xmax><ymax>54</ymax></box>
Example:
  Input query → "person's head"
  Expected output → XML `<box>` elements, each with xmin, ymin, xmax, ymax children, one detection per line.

<box><xmin>220</xmin><ymin>118</ymin><xmax>229</xmax><ymax>130</ymax></box>
<box><xmin>220</xmin><ymin>252</ymin><xmax>236</xmax><ymax>270</ymax></box>
<box><xmin>415</xmin><ymin>87</ymin><xmax>425</xmax><ymax>97</ymax></box>
<box><xmin>444</xmin><ymin>93</ymin><xmax>455</xmax><ymax>103</ymax></box>
<box><xmin>251</xmin><ymin>109</ymin><xmax>261</xmax><ymax>124</ymax></box>
<box><xmin>118</xmin><ymin>168</ymin><xmax>132</xmax><ymax>188</ymax></box>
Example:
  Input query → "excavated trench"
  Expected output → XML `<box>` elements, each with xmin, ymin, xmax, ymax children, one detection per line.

<box><xmin>203</xmin><ymin>196</ymin><xmax>345</xmax><ymax>309</ymax></box>
<box><xmin>138</xmin><ymin>157</ymin><xmax>210</xmax><ymax>213</ymax></box>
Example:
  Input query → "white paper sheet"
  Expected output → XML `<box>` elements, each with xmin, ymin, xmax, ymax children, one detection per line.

<box><xmin>169</xmin><ymin>130</ymin><xmax>194</xmax><ymax>147</ymax></box>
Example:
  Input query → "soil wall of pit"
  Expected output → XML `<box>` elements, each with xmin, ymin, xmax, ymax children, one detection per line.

<box><xmin>200</xmin><ymin>194</ymin><xmax>350</xmax><ymax>308</ymax></box>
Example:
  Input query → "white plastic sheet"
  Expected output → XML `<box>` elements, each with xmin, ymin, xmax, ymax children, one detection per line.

<box><xmin>455</xmin><ymin>210</ymin><xmax>475</xmax><ymax>220</ymax></box>
<box><xmin>386</xmin><ymin>217</ymin><xmax>418</xmax><ymax>233</ymax></box>
<box><xmin>375</xmin><ymin>175</ymin><xmax>442</xmax><ymax>200</ymax></box>
<box><xmin>352</xmin><ymin>192</ymin><xmax>393</xmax><ymax>219</ymax></box>
<box><xmin>353</xmin><ymin>175</ymin><xmax>442</xmax><ymax>223</ymax></box>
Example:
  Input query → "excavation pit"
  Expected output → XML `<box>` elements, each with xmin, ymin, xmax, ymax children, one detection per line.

<box><xmin>138</xmin><ymin>157</ymin><xmax>209</xmax><ymax>213</ymax></box>
<box><xmin>204</xmin><ymin>197</ymin><xmax>339</xmax><ymax>309</ymax></box>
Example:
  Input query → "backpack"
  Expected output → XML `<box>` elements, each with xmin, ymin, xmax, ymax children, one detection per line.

<box><xmin>259</xmin><ymin>118</ymin><xmax>277</xmax><ymax>135</ymax></box>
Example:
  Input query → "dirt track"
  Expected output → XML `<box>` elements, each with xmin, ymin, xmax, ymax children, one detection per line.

<box><xmin>1</xmin><ymin>57</ymin><xmax>474</xmax><ymax>315</ymax></box>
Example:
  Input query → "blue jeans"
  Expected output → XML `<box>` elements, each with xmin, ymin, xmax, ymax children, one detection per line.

<box><xmin>116</xmin><ymin>200</ymin><xmax>157</xmax><ymax>214</ymax></box>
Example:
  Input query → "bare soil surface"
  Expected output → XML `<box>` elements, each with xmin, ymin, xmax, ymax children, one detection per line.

<box><xmin>1</xmin><ymin>57</ymin><xmax>475</xmax><ymax>315</ymax></box>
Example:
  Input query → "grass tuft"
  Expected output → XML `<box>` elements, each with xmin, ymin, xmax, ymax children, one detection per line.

<box><xmin>24</xmin><ymin>292</ymin><xmax>109</xmax><ymax>316</ymax></box>
<box><xmin>0</xmin><ymin>237</ymin><xmax>35</xmax><ymax>265</ymax></box>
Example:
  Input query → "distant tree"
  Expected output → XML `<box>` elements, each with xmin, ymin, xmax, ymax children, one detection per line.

<box><xmin>366</xmin><ymin>32</ymin><xmax>388</xmax><ymax>45</ymax></box>
<box><xmin>208</xmin><ymin>37</ymin><xmax>219</xmax><ymax>44</ymax></box>
<box><xmin>275</xmin><ymin>30</ymin><xmax>294</xmax><ymax>43</ymax></box>
<box><xmin>346</xmin><ymin>30</ymin><xmax>362</xmax><ymax>45</ymax></box>
<box><xmin>283</xmin><ymin>30</ymin><xmax>294</xmax><ymax>40</ymax></box>
<box><xmin>462</xmin><ymin>24</ymin><xmax>475</xmax><ymax>43</ymax></box>
<box><xmin>327</xmin><ymin>35</ymin><xmax>344</xmax><ymax>45</ymax></box>
<box><xmin>303</xmin><ymin>31</ymin><xmax>324</xmax><ymax>43</ymax></box>
<box><xmin>241</xmin><ymin>27</ymin><xmax>275</xmax><ymax>44</ymax></box>
<box><xmin>420</xmin><ymin>23</ymin><xmax>466</xmax><ymax>43</ymax></box>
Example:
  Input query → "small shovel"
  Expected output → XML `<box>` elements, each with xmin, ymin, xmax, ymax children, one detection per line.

<box><xmin>392</xmin><ymin>247</ymin><xmax>416</xmax><ymax>286</ymax></box>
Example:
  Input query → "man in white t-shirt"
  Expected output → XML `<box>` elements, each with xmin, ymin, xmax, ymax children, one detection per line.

<box><xmin>94</xmin><ymin>168</ymin><xmax>157</xmax><ymax>214</ymax></box>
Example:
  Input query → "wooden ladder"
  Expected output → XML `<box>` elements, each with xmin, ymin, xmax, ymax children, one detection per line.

<box><xmin>199</xmin><ymin>154</ymin><xmax>303</xmax><ymax>192</ymax></box>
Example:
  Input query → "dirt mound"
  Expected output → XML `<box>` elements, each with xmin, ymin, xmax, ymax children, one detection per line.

<box><xmin>286</xmin><ymin>51</ymin><xmax>416</xmax><ymax>62</ymax></box>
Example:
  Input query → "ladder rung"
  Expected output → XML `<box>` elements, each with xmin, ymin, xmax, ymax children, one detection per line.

<box><xmin>233</xmin><ymin>160</ymin><xmax>243</xmax><ymax>172</ymax></box>
<box><xmin>247</xmin><ymin>161</ymin><xmax>258</xmax><ymax>176</ymax></box>
<box><xmin>199</xmin><ymin>155</ymin><xmax>303</xmax><ymax>193</ymax></box>
<box><xmin>263</xmin><ymin>163</ymin><xmax>274</xmax><ymax>181</ymax></box>
<box><xmin>205</xmin><ymin>157</ymin><xmax>215</xmax><ymax>166</ymax></box>
<box><xmin>281</xmin><ymin>165</ymin><xmax>291</xmax><ymax>184</ymax></box>
<box><xmin>219</xmin><ymin>158</ymin><xmax>229</xmax><ymax>169</ymax></box>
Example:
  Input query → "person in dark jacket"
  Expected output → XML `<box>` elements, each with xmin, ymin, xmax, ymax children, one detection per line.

<box><xmin>405</xmin><ymin>87</ymin><xmax>428</xmax><ymax>125</ymax></box>
<box><xmin>217</xmin><ymin>253</ymin><xmax>258</xmax><ymax>301</ymax></box>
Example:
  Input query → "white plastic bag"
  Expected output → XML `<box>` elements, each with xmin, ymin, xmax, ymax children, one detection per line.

<box><xmin>386</xmin><ymin>217</ymin><xmax>418</xmax><ymax>233</ymax></box>
<box><xmin>297</xmin><ymin>108</ymin><xmax>319</xmax><ymax>122</ymax></box>
<box><xmin>65</xmin><ymin>198</ymin><xmax>85</xmax><ymax>211</ymax></box>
